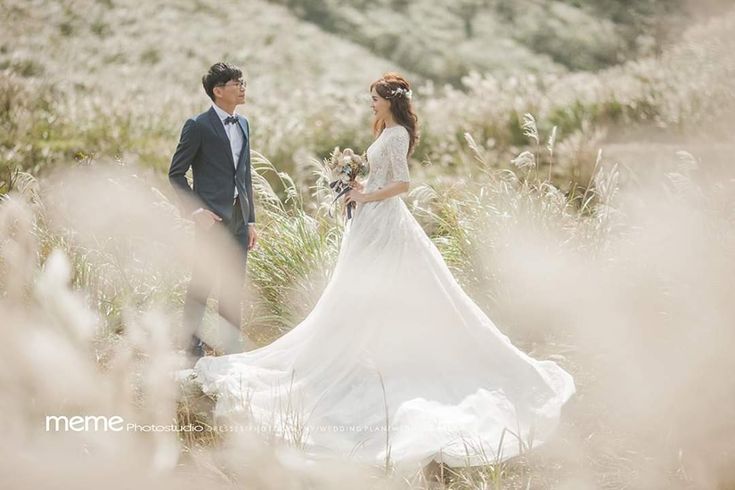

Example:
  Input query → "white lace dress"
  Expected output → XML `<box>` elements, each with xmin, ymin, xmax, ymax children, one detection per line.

<box><xmin>193</xmin><ymin>125</ymin><xmax>576</xmax><ymax>472</ymax></box>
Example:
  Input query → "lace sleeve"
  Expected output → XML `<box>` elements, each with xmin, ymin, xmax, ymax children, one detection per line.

<box><xmin>387</xmin><ymin>127</ymin><xmax>410</xmax><ymax>183</ymax></box>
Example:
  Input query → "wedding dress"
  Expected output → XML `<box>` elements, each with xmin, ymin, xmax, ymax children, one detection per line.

<box><xmin>192</xmin><ymin>125</ymin><xmax>576</xmax><ymax>471</ymax></box>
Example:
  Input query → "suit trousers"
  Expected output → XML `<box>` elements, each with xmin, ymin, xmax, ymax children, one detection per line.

<box><xmin>182</xmin><ymin>196</ymin><xmax>249</xmax><ymax>352</ymax></box>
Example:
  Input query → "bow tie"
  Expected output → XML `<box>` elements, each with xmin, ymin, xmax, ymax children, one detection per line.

<box><xmin>224</xmin><ymin>115</ymin><xmax>238</xmax><ymax>125</ymax></box>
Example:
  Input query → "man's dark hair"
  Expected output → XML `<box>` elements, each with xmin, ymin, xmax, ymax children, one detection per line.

<box><xmin>202</xmin><ymin>62</ymin><xmax>243</xmax><ymax>101</ymax></box>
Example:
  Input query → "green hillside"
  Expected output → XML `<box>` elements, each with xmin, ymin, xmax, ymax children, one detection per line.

<box><xmin>2</xmin><ymin>0</ymin><xmax>733</xmax><ymax>195</ymax></box>
<box><xmin>270</xmin><ymin>0</ymin><xmax>689</xmax><ymax>84</ymax></box>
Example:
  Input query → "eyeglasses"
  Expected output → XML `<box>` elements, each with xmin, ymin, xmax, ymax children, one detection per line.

<box><xmin>217</xmin><ymin>79</ymin><xmax>247</xmax><ymax>89</ymax></box>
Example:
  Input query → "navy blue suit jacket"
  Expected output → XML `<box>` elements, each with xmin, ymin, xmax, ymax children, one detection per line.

<box><xmin>169</xmin><ymin>106</ymin><xmax>255</xmax><ymax>231</ymax></box>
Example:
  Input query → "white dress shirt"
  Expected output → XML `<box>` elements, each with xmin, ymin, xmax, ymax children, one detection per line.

<box><xmin>212</xmin><ymin>104</ymin><xmax>244</xmax><ymax>199</ymax></box>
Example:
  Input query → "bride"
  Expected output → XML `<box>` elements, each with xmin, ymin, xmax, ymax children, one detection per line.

<box><xmin>192</xmin><ymin>73</ymin><xmax>576</xmax><ymax>472</ymax></box>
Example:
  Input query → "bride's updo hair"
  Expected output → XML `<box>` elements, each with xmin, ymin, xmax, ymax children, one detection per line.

<box><xmin>370</xmin><ymin>72</ymin><xmax>419</xmax><ymax>156</ymax></box>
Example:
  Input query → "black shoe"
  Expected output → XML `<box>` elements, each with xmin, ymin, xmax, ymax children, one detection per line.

<box><xmin>187</xmin><ymin>335</ymin><xmax>205</xmax><ymax>359</ymax></box>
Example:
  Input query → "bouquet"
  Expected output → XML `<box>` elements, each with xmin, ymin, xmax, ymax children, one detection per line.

<box><xmin>325</xmin><ymin>147</ymin><xmax>369</xmax><ymax>220</ymax></box>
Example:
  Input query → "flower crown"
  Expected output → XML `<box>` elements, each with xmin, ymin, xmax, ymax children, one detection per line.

<box><xmin>387</xmin><ymin>86</ymin><xmax>412</xmax><ymax>100</ymax></box>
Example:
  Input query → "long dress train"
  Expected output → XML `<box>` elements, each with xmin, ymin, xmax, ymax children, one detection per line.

<box><xmin>192</xmin><ymin>125</ymin><xmax>576</xmax><ymax>471</ymax></box>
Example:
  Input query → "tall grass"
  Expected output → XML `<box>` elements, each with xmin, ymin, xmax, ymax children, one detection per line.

<box><xmin>3</xmin><ymin>4</ymin><xmax>735</xmax><ymax>201</ymax></box>
<box><xmin>2</xmin><ymin>1</ymin><xmax>735</xmax><ymax>487</ymax></box>
<box><xmin>4</xmin><ymin>114</ymin><xmax>735</xmax><ymax>487</ymax></box>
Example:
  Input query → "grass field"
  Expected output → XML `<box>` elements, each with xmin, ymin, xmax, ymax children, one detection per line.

<box><xmin>2</xmin><ymin>0</ymin><xmax>735</xmax><ymax>488</ymax></box>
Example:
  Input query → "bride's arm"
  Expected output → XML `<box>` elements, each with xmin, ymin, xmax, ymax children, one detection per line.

<box><xmin>365</xmin><ymin>181</ymin><xmax>410</xmax><ymax>202</ymax></box>
<box><xmin>345</xmin><ymin>180</ymin><xmax>408</xmax><ymax>204</ymax></box>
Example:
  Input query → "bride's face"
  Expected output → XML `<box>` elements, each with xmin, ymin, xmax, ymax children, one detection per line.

<box><xmin>371</xmin><ymin>87</ymin><xmax>391</xmax><ymax>121</ymax></box>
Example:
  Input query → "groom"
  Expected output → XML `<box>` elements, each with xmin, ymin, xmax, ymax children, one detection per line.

<box><xmin>168</xmin><ymin>62</ymin><xmax>257</xmax><ymax>362</ymax></box>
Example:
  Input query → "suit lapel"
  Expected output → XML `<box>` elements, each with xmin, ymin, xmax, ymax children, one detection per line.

<box><xmin>207</xmin><ymin>107</ymin><xmax>235</xmax><ymax>167</ymax></box>
<box><xmin>235</xmin><ymin>116</ymin><xmax>249</xmax><ymax>173</ymax></box>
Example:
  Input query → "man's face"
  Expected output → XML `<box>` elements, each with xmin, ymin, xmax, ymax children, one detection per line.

<box><xmin>214</xmin><ymin>78</ymin><xmax>247</xmax><ymax>106</ymax></box>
